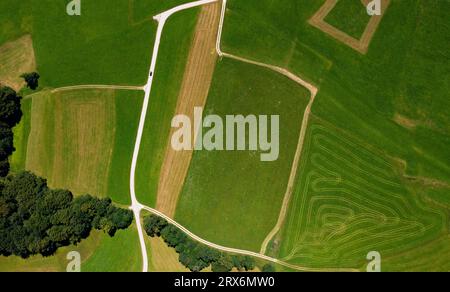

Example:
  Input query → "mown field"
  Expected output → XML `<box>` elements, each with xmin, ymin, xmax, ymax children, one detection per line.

<box><xmin>221</xmin><ymin>0</ymin><xmax>450</xmax><ymax>270</ymax></box>
<box><xmin>135</xmin><ymin>8</ymin><xmax>200</xmax><ymax>207</ymax></box>
<box><xmin>174</xmin><ymin>58</ymin><xmax>310</xmax><ymax>252</ymax></box>
<box><xmin>277</xmin><ymin>116</ymin><xmax>445</xmax><ymax>268</ymax></box>
<box><xmin>146</xmin><ymin>235</ymin><xmax>190</xmax><ymax>272</ymax></box>
<box><xmin>16</xmin><ymin>89</ymin><xmax>142</xmax><ymax>205</ymax></box>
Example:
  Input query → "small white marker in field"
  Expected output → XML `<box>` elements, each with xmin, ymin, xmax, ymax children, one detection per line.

<box><xmin>367</xmin><ymin>251</ymin><xmax>381</xmax><ymax>272</ymax></box>
<box><xmin>66</xmin><ymin>0</ymin><xmax>81</xmax><ymax>16</ymax></box>
<box><xmin>366</xmin><ymin>0</ymin><xmax>382</xmax><ymax>16</ymax></box>
<box><xmin>66</xmin><ymin>251</ymin><xmax>81</xmax><ymax>272</ymax></box>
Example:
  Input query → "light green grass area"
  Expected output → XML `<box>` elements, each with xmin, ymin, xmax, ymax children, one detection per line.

<box><xmin>135</xmin><ymin>8</ymin><xmax>199</xmax><ymax>207</ymax></box>
<box><xmin>82</xmin><ymin>225</ymin><xmax>141</xmax><ymax>272</ymax></box>
<box><xmin>175</xmin><ymin>58</ymin><xmax>310</xmax><ymax>252</ymax></box>
<box><xmin>381</xmin><ymin>235</ymin><xmax>450</xmax><ymax>272</ymax></box>
<box><xmin>106</xmin><ymin>91</ymin><xmax>143</xmax><ymax>205</ymax></box>
<box><xmin>222</xmin><ymin>0</ymin><xmax>450</xmax><ymax>269</ymax></box>
<box><xmin>10</xmin><ymin>98</ymin><xmax>32</xmax><ymax>172</ymax></box>
<box><xmin>324</xmin><ymin>0</ymin><xmax>371</xmax><ymax>39</ymax></box>
<box><xmin>0</xmin><ymin>0</ymin><xmax>194</xmax><ymax>87</ymax></box>
<box><xmin>0</xmin><ymin>226</ymin><xmax>141</xmax><ymax>272</ymax></box>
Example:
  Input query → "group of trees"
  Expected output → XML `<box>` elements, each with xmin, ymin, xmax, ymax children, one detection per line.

<box><xmin>144</xmin><ymin>215</ymin><xmax>257</xmax><ymax>272</ymax></box>
<box><xmin>0</xmin><ymin>171</ymin><xmax>133</xmax><ymax>258</ymax></box>
<box><xmin>21</xmin><ymin>72</ymin><xmax>40</xmax><ymax>90</ymax></box>
<box><xmin>0</xmin><ymin>86</ymin><xmax>22</xmax><ymax>177</ymax></box>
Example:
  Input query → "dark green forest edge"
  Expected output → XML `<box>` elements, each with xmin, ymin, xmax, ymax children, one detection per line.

<box><xmin>0</xmin><ymin>85</ymin><xmax>133</xmax><ymax>259</ymax></box>
<box><xmin>144</xmin><ymin>215</ymin><xmax>274</xmax><ymax>272</ymax></box>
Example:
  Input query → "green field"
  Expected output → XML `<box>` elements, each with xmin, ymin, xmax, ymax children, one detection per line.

<box><xmin>82</xmin><ymin>225</ymin><xmax>142</xmax><ymax>272</ymax></box>
<box><xmin>0</xmin><ymin>226</ymin><xmax>141</xmax><ymax>272</ymax></box>
<box><xmin>324</xmin><ymin>0</ymin><xmax>371</xmax><ymax>39</ymax></box>
<box><xmin>277</xmin><ymin>117</ymin><xmax>444</xmax><ymax>268</ymax></box>
<box><xmin>0</xmin><ymin>0</ymin><xmax>196</xmax><ymax>87</ymax></box>
<box><xmin>107</xmin><ymin>92</ymin><xmax>144</xmax><ymax>205</ymax></box>
<box><xmin>174</xmin><ymin>58</ymin><xmax>310</xmax><ymax>252</ymax></box>
<box><xmin>135</xmin><ymin>8</ymin><xmax>199</xmax><ymax>207</ymax></box>
<box><xmin>221</xmin><ymin>0</ymin><xmax>450</xmax><ymax>270</ymax></box>
<box><xmin>10</xmin><ymin>89</ymin><xmax>143</xmax><ymax>205</ymax></box>
<box><xmin>10</xmin><ymin>98</ymin><xmax>32</xmax><ymax>172</ymax></box>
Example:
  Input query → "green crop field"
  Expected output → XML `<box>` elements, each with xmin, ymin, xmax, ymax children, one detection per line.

<box><xmin>106</xmin><ymin>92</ymin><xmax>144</xmax><ymax>205</ymax></box>
<box><xmin>324</xmin><ymin>0</ymin><xmax>371</xmax><ymax>39</ymax></box>
<box><xmin>135</xmin><ymin>8</ymin><xmax>199</xmax><ymax>207</ymax></box>
<box><xmin>220</xmin><ymin>0</ymin><xmax>450</xmax><ymax>270</ymax></box>
<box><xmin>174</xmin><ymin>58</ymin><xmax>310</xmax><ymax>252</ymax></box>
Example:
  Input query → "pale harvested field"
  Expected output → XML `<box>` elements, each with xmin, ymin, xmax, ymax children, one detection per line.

<box><xmin>309</xmin><ymin>0</ymin><xmax>390</xmax><ymax>54</ymax></box>
<box><xmin>156</xmin><ymin>1</ymin><xmax>222</xmax><ymax>217</ymax></box>
<box><xmin>25</xmin><ymin>89</ymin><xmax>116</xmax><ymax>197</ymax></box>
<box><xmin>0</xmin><ymin>35</ymin><xmax>36</xmax><ymax>90</ymax></box>
<box><xmin>147</xmin><ymin>236</ymin><xmax>260</xmax><ymax>272</ymax></box>
<box><xmin>148</xmin><ymin>237</ymin><xmax>190</xmax><ymax>272</ymax></box>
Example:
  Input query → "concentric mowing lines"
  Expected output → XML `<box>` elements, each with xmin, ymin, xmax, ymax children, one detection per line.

<box><xmin>310</xmin><ymin>152</ymin><xmax>411</xmax><ymax>218</ymax></box>
<box><xmin>279</xmin><ymin>121</ymin><xmax>444</xmax><ymax>267</ymax></box>
<box><xmin>314</xmin><ymin>133</ymin><xmax>400</xmax><ymax>187</ymax></box>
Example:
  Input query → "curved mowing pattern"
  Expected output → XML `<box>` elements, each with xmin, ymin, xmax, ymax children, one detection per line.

<box><xmin>278</xmin><ymin>118</ymin><xmax>445</xmax><ymax>268</ymax></box>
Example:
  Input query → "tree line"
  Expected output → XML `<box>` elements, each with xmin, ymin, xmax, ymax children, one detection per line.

<box><xmin>143</xmin><ymin>214</ymin><xmax>271</xmax><ymax>272</ymax></box>
<box><xmin>0</xmin><ymin>171</ymin><xmax>133</xmax><ymax>258</ymax></box>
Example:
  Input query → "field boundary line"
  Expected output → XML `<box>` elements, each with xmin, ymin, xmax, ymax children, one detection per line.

<box><xmin>24</xmin><ymin>84</ymin><xmax>144</xmax><ymax>99</ymax></box>
<box><xmin>51</xmin><ymin>85</ymin><xmax>144</xmax><ymax>92</ymax></box>
<box><xmin>216</xmin><ymin>0</ymin><xmax>319</xmax><ymax>256</ymax></box>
